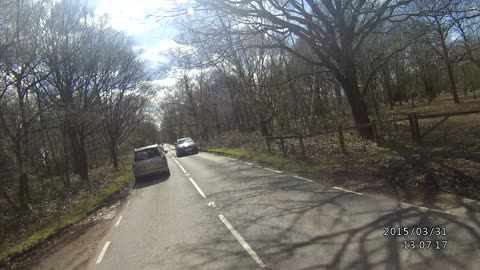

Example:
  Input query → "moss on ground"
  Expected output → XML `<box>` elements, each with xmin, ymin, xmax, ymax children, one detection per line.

<box><xmin>0</xmin><ymin>170</ymin><xmax>133</xmax><ymax>263</ymax></box>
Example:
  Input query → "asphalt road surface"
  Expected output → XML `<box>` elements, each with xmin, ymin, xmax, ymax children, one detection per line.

<box><xmin>90</xmin><ymin>147</ymin><xmax>480</xmax><ymax>270</ymax></box>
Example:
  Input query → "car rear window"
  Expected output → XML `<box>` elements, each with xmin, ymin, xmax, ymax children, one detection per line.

<box><xmin>134</xmin><ymin>148</ymin><xmax>161</xmax><ymax>161</ymax></box>
<box><xmin>177</xmin><ymin>138</ymin><xmax>192</xmax><ymax>144</ymax></box>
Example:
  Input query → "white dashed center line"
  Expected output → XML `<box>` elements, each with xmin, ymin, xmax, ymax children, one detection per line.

<box><xmin>179</xmin><ymin>165</ymin><xmax>187</xmax><ymax>174</ymax></box>
<box><xmin>96</xmin><ymin>241</ymin><xmax>111</xmax><ymax>264</ymax></box>
<box><xmin>189</xmin><ymin>177</ymin><xmax>206</xmax><ymax>198</ymax></box>
<box><xmin>263</xmin><ymin>167</ymin><xmax>282</xmax><ymax>173</ymax></box>
<box><xmin>293</xmin><ymin>175</ymin><xmax>313</xmax><ymax>182</ymax></box>
<box><xmin>218</xmin><ymin>214</ymin><xmax>266</xmax><ymax>268</ymax></box>
<box><xmin>332</xmin><ymin>186</ymin><xmax>363</xmax><ymax>196</ymax></box>
<box><xmin>167</xmin><ymin>152</ymin><xmax>207</xmax><ymax>198</ymax></box>
<box><xmin>115</xmin><ymin>216</ymin><xmax>123</xmax><ymax>227</ymax></box>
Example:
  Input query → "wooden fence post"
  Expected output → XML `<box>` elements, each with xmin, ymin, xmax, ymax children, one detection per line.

<box><xmin>280</xmin><ymin>138</ymin><xmax>286</xmax><ymax>157</ymax></box>
<box><xmin>299</xmin><ymin>137</ymin><xmax>306</xmax><ymax>158</ymax></box>
<box><xmin>338</xmin><ymin>126</ymin><xmax>347</xmax><ymax>154</ymax></box>
<box><xmin>392</xmin><ymin>113</ymin><xmax>398</xmax><ymax>130</ymax></box>
<box><xmin>409</xmin><ymin>113</ymin><xmax>421</xmax><ymax>142</ymax></box>
<box><xmin>408</xmin><ymin>113</ymin><xmax>415</xmax><ymax>139</ymax></box>
<box><xmin>413</xmin><ymin>113</ymin><xmax>421</xmax><ymax>142</ymax></box>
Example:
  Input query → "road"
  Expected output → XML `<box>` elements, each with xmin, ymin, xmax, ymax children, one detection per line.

<box><xmin>90</xmin><ymin>147</ymin><xmax>480</xmax><ymax>270</ymax></box>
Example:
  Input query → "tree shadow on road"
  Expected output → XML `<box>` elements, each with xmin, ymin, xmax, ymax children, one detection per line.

<box><xmin>174</xmin><ymin>165</ymin><xmax>480</xmax><ymax>270</ymax></box>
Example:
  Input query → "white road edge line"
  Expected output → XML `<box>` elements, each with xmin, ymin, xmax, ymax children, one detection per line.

<box><xmin>400</xmin><ymin>202</ymin><xmax>451</xmax><ymax>214</ymax></box>
<box><xmin>189</xmin><ymin>177</ymin><xmax>206</xmax><ymax>198</ymax></box>
<box><xmin>218</xmin><ymin>214</ymin><xmax>266</xmax><ymax>268</ymax></box>
<box><xmin>126</xmin><ymin>199</ymin><xmax>131</xmax><ymax>207</ymax></box>
<box><xmin>115</xmin><ymin>216</ymin><xmax>123</xmax><ymax>227</ymax></box>
<box><xmin>168</xmin><ymin>153</ymin><xmax>179</xmax><ymax>164</ymax></box>
<box><xmin>96</xmin><ymin>241</ymin><xmax>111</xmax><ymax>264</ymax></box>
<box><xmin>263</xmin><ymin>167</ymin><xmax>282</xmax><ymax>173</ymax></box>
<box><xmin>179</xmin><ymin>165</ymin><xmax>187</xmax><ymax>174</ymax></box>
<box><xmin>293</xmin><ymin>176</ymin><xmax>313</xmax><ymax>182</ymax></box>
<box><xmin>332</xmin><ymin>186</ymin><xmax>363</xmax><ymax>196</ymax></box>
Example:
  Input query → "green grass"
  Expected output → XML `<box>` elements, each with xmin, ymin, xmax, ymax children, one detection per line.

<box><xmin>207</xmin><ymin>148</ymin><xmax>340</xmax><ymax>176</ymax></box>
<box><xmin>0</xmin><ymin>169</ymin><xmax>133</xmax><ymax>263</ymax></box>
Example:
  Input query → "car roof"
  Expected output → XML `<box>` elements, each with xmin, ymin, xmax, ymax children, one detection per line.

<box><xmin>177</xmin><ymin>137</ymin><xmax>192</xmax><ymax>141</ymax></box>
<box><xmin>134</xmin><ymin>144</ymin><xmax>159</xmax><ymax>152</ymax></box>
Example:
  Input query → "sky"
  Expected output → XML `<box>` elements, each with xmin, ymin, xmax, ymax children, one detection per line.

<box><xmin>91</xmin><ymin>0</ymin><xmax>187</xmax><ymax>87</ymax></box>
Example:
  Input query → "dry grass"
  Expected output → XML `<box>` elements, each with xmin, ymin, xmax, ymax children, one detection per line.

<box><xmin>384</xmin><ymin>93</ymin><xmax>479</xmax><ymax>115</ymax></box>
<box><xmin>0</xmin><ymin>158</ymin><xmax>133</xmax><ymax>265</ymax></box>
<box><xmin>205</xmin><ymin>93</ymin><xmax>480</xmax><ymax>202</ymax></box>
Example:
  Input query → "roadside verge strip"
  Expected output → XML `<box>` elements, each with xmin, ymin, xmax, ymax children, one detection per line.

<box><xmin>0</xmin><ymin>169</ymin><xmax>133</xmax><ymax>264</ymax></box>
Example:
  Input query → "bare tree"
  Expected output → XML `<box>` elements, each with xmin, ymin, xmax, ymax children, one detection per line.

<box><xmin>42</xmin><ymin>0</ymin><xmax>103</xmax><ymax>184</ymax></box>
<box><xmin>167</xmin><ymin>0</ymin><xmax>417</xmax><ymax>139</ymax></box>
<box><xmin>417</xmin><ymin>0</ymin><xmax>480</xmax><ymax>103</ymax></box>
<box><xmin>95</xmin><ymin>28</ymin><xmax>150</xmax><ymax>169</ymax></box>
<box><xmin>0</xmin><ymin>0</ymin><xmax>47</xmax><ymax>209</ymax></box>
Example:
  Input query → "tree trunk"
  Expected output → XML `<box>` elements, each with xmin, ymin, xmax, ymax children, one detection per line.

<box><xmin>62</xmin><ymin>127</ymin><xmax>71</xmax><ymax>189</ymax></box>
<box><xmin>260</xmin><ymin>120</ymin><xmax>270</xmax><ymax>136</ymax></box>
<box><xmin>15</xmin><ymin>143</ymin><xmax>32</xmax><ymax>209</ymax></box>
<box><xmin>110</xmin><ymin>141</ymin><xmax>119</xmax><ymax>170</ymax></box>
<box><xmin>336</xmin><ymin>60</ymin><xmax>373</xmax><ymax>139</ymax></box>
<box><xmin>0</xmin><ymin>188</ymin><xmax>19</xmax><ymax>211</ymax></box>
<box><xmin>67</xmin><ymin>127</ymin><xmax>89</xmax><ymax>183</ymax></box>
<box><xmin>445</xmin><ymin>60</ymin><xmax>460</xmax><ymax>103</ymax></box>
<box><xmin>437</xmin><ymin>21</ymin><xmax>460</xmax><ymax>104</ymax></box>
<box><xmin>78</xmin><ymin>135</ymin><xmax>89</xmax><ymax>184</ymax></box>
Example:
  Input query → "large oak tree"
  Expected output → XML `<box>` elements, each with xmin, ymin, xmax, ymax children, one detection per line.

<box><xmin>183</xmin><ymin>0</ymin><xmax>415</xmax><ymax>139</ymax></box>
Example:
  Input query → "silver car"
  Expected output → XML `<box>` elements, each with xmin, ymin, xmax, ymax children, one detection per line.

<box><xmin>133</xmin><ymin>144</ymin><xmax>170</xmax><ymax>181</ymax></box>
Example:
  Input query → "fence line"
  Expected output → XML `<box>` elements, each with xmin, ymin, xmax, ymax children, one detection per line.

<box><xmin>264</xmin><ymin>109</ymin><xmax>480</xmax><ymax>157</ymax></box>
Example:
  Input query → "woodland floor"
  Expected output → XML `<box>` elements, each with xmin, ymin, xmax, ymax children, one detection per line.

<box><xmin>0</xmin><ymin>160</ymin><xmax>133</xmax><ymax>268</ymax></box>
<box><xmin>205</xmin><ymin>93</ymin><xmax>480</xmax><ymax>203</ymax></box>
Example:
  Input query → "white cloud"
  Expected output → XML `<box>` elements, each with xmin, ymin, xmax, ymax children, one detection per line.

<box><xmin>138</xmin><ymin>39</ymin><xmax>185</xmax><ymax>65</ymax></box>
<box><xmin>151</xmin><ymin>78</ymin><xmax>177</xmax><ymax>88</ymax></box>
<box><xmin>94</xmin><ymin>0</ymin><xmax>177</xmax><ymax>35</ymax></box>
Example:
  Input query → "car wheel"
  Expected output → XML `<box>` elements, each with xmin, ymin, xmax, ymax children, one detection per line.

<box><xmin>165</xmin><ymin>169</ymin><xmax>170</xmax><ymax>177</ymax></box>
<box><xmin>195</xmin><ymin>149</ymin><xmax>199</xmax><ymax>154</ymax></box>
<box><xmin>176</xmin><ymin>151</ymin><xmax>181</xmax><ymax>157</ymax></box>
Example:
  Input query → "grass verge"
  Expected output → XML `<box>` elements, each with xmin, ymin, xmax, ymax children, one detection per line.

<box><xmin>206</xmin><ymin>148</ymin><xmax>341</xmax><ymax>176</ymax></box>
<box><xmin>0</xmin><ymin>169</ymin><xmax>133</xmax><ymax>264</ymax></box>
